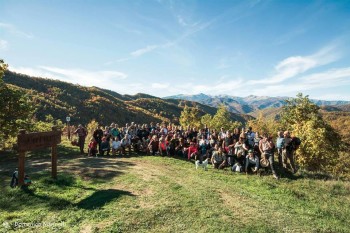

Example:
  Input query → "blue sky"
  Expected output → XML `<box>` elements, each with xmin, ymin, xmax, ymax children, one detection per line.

<box><xmin>1</xmin><ymin>0</ymin><xmax>350</xmax><ymax>100</ymax></box>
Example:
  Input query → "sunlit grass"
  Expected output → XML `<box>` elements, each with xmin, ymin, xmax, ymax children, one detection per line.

<box><xmin>0</xmin><ymin>142</ymin><xmax>349</xmax><ymax>232</ymax></box>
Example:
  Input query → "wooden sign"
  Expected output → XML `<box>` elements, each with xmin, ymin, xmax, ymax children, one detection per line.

<box><xmin>18</xmin><ymin>130</ymin><xmax>61</xmax><ymax>151</ymax></box>
<box><xmin>17</xmin><ymin>126</ymin><xmax>61</xmax><ymax>186</ymax></box>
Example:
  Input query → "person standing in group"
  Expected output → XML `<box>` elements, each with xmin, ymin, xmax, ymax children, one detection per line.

<box><xmin>259</xmin><ymin>133</ymin><xmax>278</xmax><ymax>179</ymax></box>
<box><xmin>282</xmin><ymin>131</ymin><xmax>297</xmax><ymax>173</ymax></box>
<box><xmin>74</xmin><ymin>124</ymin><xmax>88</xmax><ymax>155</ymax></box>
<box><xmin>93</xmin><ymin>125</ymin><xmax>104</xmax><ymax>155</ymax></box>
<box><xmin>276</xmin><ymin>131</ymin><xmax>284</xmax><ymax>168</ymax></box>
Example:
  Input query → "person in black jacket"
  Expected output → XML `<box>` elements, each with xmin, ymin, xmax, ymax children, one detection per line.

<box><xmin>93</xmin><ymin>125</ymin><xmax>104</xmax><ymax>154</ymax></box>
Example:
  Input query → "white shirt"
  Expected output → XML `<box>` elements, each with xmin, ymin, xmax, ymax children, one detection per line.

<box><xmin>121</xmin><ymin>138</ymin><xmax>131</xmax><ymax>146</ymax></box>
<box><xmin>112</xmin><ymin>141</ymin><xmax>121</xmax><ymax>149</ymax></box>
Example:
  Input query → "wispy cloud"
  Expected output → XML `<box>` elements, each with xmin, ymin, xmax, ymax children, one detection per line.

<box><xmin>275</xmin><ymin>28</ymin><xmax>307</xmax><ymax>45</ymax></box>
<box><xmin>217</xmin><ymin>53</ymin><xmax>244</xmax><ymax>70</ymax></box>
<box><xmin>131</xmin><ymin>45</ymin><xmax>159</xmax><ymax>57</ymax></box>
<box><xmin>176</xmin><ymin>15</ymin><xmax>200</xmax><ymax>28</ymax></box>
<box><xmin>189</xmin><ymin>79</ymin><xmax>245</xmax><ymax>95</ymax></box>
<box><xmin>0</xmin><ymin>39</ymin><xmax>8</xmax><ymax>50</ymax></box>
<box><xmin>112</xmin><ymin>24</ymin><xmax>142</xmax><ymax>35</ymax></box>
<box><xmin>9</xmin><ymin>66</ymin><xmax>127</xmax><ymax>88</ymax></box>
<box><xmin>248</xmin><ymin>44</ymin><xmax>341</xmax><ymax>85</ymax></box>
<box><xmin>104</xmin><ymin>57</ymin><xmax>131</xmax><ymax>65</ymax></box>
<box><xmin>106</xmin><ymin>14</ymin><xmax>217</xmax><ymax>65</ymax></box>
<box><xmin>167</xmin><ymin>66</ymin><xmax>350</xmax><ymax>98</ymax></box>
<box><xmin>0</xmin><ymin>22</ymin><xmax>34</xmax><ymax>39</ymax></box>
<box><xmin>129</xmin><ymin>18</ymin><xmax>214</xmax><ymax>57</ymax></box>
<box><xmin>151</xmin><ymin>82</ymin><xmax>170</xmax><ymax>89</ymax></box>
<box><xmin>313</xmin><ymin>94</ymin><xmax>350</xmax><ymax>101</ymax></box>
<box><xmin>302</xmin><ymin>67</ymin><xmax>350</xmax><ymax>85</ymax></box>
<box><xmin>248</xmin><ymin>66</ymin><xmax>350</xmax><ymax>96</ymax></box>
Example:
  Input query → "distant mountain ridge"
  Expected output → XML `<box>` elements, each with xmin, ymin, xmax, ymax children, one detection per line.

<box><xmin>164</xmin><ymin>93</ymin><xmax>350</xmax><ymax>114</ymax></box>
<box><xmin>2</xmin><ymin>71</ymin><xmax>251</xmax><ymax>125</ymax></box>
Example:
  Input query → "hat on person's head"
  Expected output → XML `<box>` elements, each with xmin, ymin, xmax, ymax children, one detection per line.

<box><xmin>260</xmin><ymin>158</ymin><xmax>270</xmax><ymax>168</ymax></box>
<box><xmin>248</xmin><ymin>149</ymin><xmax>253</xmax><ymax>154</ymax></box>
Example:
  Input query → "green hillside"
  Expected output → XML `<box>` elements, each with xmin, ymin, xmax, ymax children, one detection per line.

<box><xmin>1</xmin><ymin>141</ymin><xmax>349</xmax><ymax>232</ymax></box>
<box><xmin>3</xmin><ymin>71</ymin><xmax>250</xmax><ymax>126</ymax></box>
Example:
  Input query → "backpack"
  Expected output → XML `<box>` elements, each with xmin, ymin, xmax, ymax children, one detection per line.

<box><xmin>10</xmin><ymin>171</ymin><xmax>18</xmax><ymax>188</ymax></box>
<box><xmin>291</xmin><ymin>137</ymin><xmax>301</xmax><ymax>150</ymax></box>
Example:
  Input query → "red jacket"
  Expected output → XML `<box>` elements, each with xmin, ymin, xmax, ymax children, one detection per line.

<box><xmin>88</xmin><ymin>141</ymin><xmax>97</xmax><ymax>149</ymax></box>
<box><xmin>188</xmin><ymin>144</ymin><xmax>198</xmax><ymax>160</ymax></box>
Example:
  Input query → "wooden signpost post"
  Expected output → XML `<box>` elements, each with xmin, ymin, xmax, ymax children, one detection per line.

<box><xmin>17</xmin><ymin>126</ymin><xmax>61</xmax><ymax>186</ymax></box>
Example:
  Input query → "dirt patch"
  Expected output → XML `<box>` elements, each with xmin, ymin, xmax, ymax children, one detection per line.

<box><xmin>80</xmin><ymin>224</ymin><xmax>93</xmax><ymax>233</ymax></box>
<box><xmin>219</xmin><ymin>190</ymin><xmax>262</xmax><ymax>221</ymax></box>
<box><xmin>131</xmin><ymin>160</ymin><xmax>164</xmax><ymax>182</ymax></box>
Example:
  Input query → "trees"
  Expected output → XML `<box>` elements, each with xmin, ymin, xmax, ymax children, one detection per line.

<box><xmin>247</xmin><ymin>112</ymin><xmax>281</xmax><ymax>137</ymax></box>
<box><xmin>200</xmin><ymin>114</ymin><xmax>212</xmax><ymax>128</ymax></box>
<box><xmin>179</xmin><ymin>105</ymin><xmax>201</xmax><ymax>128</ymax></box>
<box><xmin>210</xmin><ymin>105</ymin><xmax>232</xmax><ymax>130</ymax></box>
<box><xmin>210</xmin><ymin>105</ymin><xmax>242</xmax><ymax>131</ymax></box>
<box><xmin>281</xmin><ymin>93</ymin><xmax>341</xmax><ymax>172</ymax></box>
<box><xmin>0</xmin><ymin>59</ymin><xmax>34</xmax><ymax>149</ymax></box>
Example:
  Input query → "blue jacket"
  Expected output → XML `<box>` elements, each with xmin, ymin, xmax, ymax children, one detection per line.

<box><xmin>276</xmin><ymin>137</ymin><xmax>284</xmax><ymax>149</ymax></box>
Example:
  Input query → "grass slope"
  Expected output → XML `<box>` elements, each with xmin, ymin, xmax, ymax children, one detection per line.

<box><xmin>1</xmin><ymin>140</ymin><xmax>349</xmax><ymax>233</ymax></box>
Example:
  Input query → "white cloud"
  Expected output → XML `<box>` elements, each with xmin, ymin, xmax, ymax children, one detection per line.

<box><xmin>151</xmin><ymin>83</ymin><xmax>170</xmax><ymax>89</ymax></box>
<box><xmin>249</xmin><ymin>67</ymin><xmax>350</xmax><ymax>96</ymax></box>
<box><xmin>106</xmin><ymin>16</ymin><xmax>216</xmax><ymax>65</ymax></box>
<box><xmin>216</xmin><ymin>54</ymin><xmax>244</xmax><ymax>70</ymax></box>
<box><xmin>248</xmin><ymin>44</ymin><xmax>340</xmax><ymax>85</ymax></box>
<box><xmin>186</xmin><ymin>79</ymin><xmax>244</xmax><ymax>95</ymax></box>
<box><xmin>302</xmin><ymin>67</ymin><xmax>350</xmax><ymax>84</ymax></box>
<box><xmin>113</xmin><ymin>24</ymin><xmax>142</xmax><ymax>35</ymax></box>
<box><xmin>0</xmin><ymin>22</ymin><xmax>34</xmax><ymax>39</ymax></box>
<box><xmin>176</xmin><ymin>15</ymin><xmax>200</xmax><ymax>27</ymax></box>
<box><xmin>131</xmin><ymin>45</ymin><xmax>159</xmax><ymax>57</ymax></box>
<box><xmin>313</xmin><ymin>94</ymin><xmax>350</xmax><ymax>101</ymax></box>
<box><xmin>104</xmin><ymin>57</ymin><xmax>132</xmax><ymax>65</ymax></box>
<box><xmin>0</xmin><ymin>40</ymin><xmax>8</xmax><ymax>50</ymax></box>
<box><xmin>9</xmin><ymin>66</ymin><xmax>127</xmax><ymax>88</ymax></box>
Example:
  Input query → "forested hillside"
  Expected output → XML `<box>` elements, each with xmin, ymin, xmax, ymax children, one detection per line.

<box><xmin>3</xmin><ymin>71</ymin><xmax>250</xmax><ymax>126</ymax></box>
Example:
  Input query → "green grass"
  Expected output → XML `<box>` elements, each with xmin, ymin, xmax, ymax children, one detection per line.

<box><xmin>1</xmin><ymin>140</ymin><xmax>350</xmax><ymax>232</ymax></box>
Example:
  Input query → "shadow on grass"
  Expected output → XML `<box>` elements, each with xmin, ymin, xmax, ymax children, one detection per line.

<box><xmin>77</xmin><ymin>189</ymin><xmax>134</xmax><ymax>210</ymax></box>
<box><xmin>22</xmin><ymin>186</ymin><xmax>73</xmax><ymax>210</ymax></box>
<box><xmin>20</xmin><ymin>187</ymin><xmax>134</xmax><ymax>210</ymax></box>
<box><xmin>297</xmin><ymin>170</ymin><xmax>333</xmax><ymax>180</ymax></box>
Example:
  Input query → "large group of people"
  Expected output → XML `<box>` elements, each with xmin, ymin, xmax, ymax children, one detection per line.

<box><xmin>73</xmin><ymin>122</ymin><xmax>301</xmax><ymax>179</ymax></box>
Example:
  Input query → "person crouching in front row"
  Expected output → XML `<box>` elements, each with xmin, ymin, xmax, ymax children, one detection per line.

<box><xmin>112</xmin><ymin>137</ymin><xmax>123</xmax><ymax>156</ymax></box>
<box><xmin>245</xmin><ymin>149</ymin><xmax>259</xmax><ymax>174</ymax></box>
<box><xmin>88</xmin><ymin>137</ymin><xmax>98</xmax><ymax>157</ymax></box>
<box><xmin>99</xmin><ymin>136</ymin><xmax>111</xmax><ymax>156</ymax></box>
<box><xmin>121</xmin><ymin>134</ymin><xmax>131</xmax><ymax>155</ymax></box>
<box><xmin>211</xmin><ymin>147</ymin><xmax>226</xmax><ymax>169</ymax></box>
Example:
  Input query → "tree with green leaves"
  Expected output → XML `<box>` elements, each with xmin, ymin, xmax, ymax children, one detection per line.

<box><xmin>0</xmin><ymin>59</ymin><xmax>34</xmax><ymax>149</ymax></box>
<box><xmin>201</xmin><ymin>114</ymin><xmax>212</xmax><ymax>128</ymax></box>
<box><xmin>281</xmin><ymin>93</ymin><xmax>341</xmax><ymax>172</ymax></box>
<box><xmin>247</xmin><ymin>112</ymin><xmax>281</xmax><ymax>137</ymax></box>
<box><xmin>210</xmin><ymin>104</ymin><xmax>242</xmax><ymax>131</ymax></box>
<box><xmin>179</xmin><ymin>105</ymin><xmax>201</xmax><ymax>128</ymax></box>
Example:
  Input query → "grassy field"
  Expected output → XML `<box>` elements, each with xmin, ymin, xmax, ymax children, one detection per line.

<box><xmin>0</xmin><ymin>140</ymin><xmax>350</xmax><ymax>233</ymax></box>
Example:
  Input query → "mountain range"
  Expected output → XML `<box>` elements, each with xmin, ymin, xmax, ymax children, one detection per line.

<box><xmin>3</xmin><ymin>71</ymin><xmax>350</xmax><ymax>127</ymax></box>
<box><xmin>165</xmin><ymin>93</ymin><xmax>350</xmax><ymax>114</ymax></box>
<box><xmin>2</xmin><ymin>71</ymin><xmax>250</xmax><ymax>126</ymax></box>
